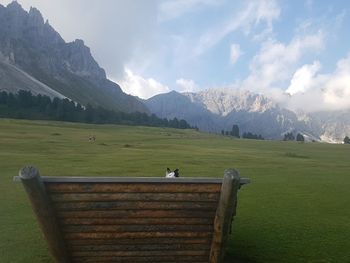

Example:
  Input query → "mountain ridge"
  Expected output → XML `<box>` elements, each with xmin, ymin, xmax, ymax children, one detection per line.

<box><xmin>145</xmin><ymin>88</ymin><xmax>350</xmax><ymax>142</ymax></box>
<box><xmin>0</xmin><ymin>1</ymin><xmax>148</xmax><ymax>113</ymax></box>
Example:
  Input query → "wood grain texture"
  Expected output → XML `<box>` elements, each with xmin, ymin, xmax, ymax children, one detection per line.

<box><xmin>41</xmin><ymin>177</ymin><xmax>223</xmax><ymax>184</ymax></box>
<box><xmin>50</xmin><ymin>192</ymin><xmax>220</xmax><ymax>202</ymax></box>
<box><xmin>209</xmin><ymin>169</ymin><xmax>241</xmax><ymax>263</ymax></box>
<box><xmin>57</xmin><ymin>210</ymin><xmax>216</xmax><ymax>219</ymax></box>
<box><xmin>64</xmin><ymin>231</ymin><xmax>213</xmax><ymax>239</ymax></box>
<box><xmin>66</xmin><ymin>237</ymin><xmax>211</xmax><ymax>246</ymax></box>
<box><xmin>17</xmin><ymin>168</ymin><xmax>247</xmax><ymax>263</ymax></box>
<box><xmin>19</xmin><ymin>167</ymin><xmax>71</xmax><ymax>263</ymax></box>
<box><xmin>69</xmin><ymin>243</ymin><xmax>210</xmax><ymax>252</ymax></box>
<box><xmin>59</xmin><ymin>217</ymin><xmax>214</xmax><ymax>226</ymax></box>
<box><xmin>72</xmin><ymin>255</ymin><xmax>209</xmax><ymax>263</ymax></box>
<box><xmin>54</xmin><ymin>201</ymin><xmax>218</xmax><ymax>211</ymax></box>
<box><xmin>46</xmin><ymin>183</ymin><xmax>221</xmax><ymax>193</ymax></box>
<box><xmin>71</xmin><ymin>249</ymin><xmax>210</xmax><ymax>257</ymax></box>
<box><xmin>63</xmin><ymin>224</ymin><xmax>213</xmax><ymax>233</ymax></box>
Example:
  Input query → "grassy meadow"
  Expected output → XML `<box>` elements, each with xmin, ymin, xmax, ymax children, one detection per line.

<box><xmin>0</xmin><ymin>118</ymin><xmax>349</xmax><ymax>262</ymax></box>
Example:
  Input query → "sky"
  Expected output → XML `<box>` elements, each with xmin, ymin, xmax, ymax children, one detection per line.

<box><xmin>1</xmin><ymin>0</ymin><xmax>350</xmax><ymax>112</ymax></box>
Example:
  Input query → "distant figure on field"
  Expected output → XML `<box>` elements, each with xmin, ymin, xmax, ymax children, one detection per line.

<box><xmin>166</xmin><ymin>168</ymin><xmax>179</xmax><ymax>178</ymax></box>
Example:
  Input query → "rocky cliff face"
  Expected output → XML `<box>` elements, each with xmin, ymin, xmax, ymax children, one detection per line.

<box><xmin>309</xmin><ymin>110</ymin><xmax>350</xmax><ymax>143</ymax></box>
<box><xmin>185</xmin><ymin>88</ymin><xmax>276</xmax><ymax>116</ymax></box>
<box><xmin>146</xmin><ymin>91</ymin><xmax>220</xmax><ymax>131</ymax></box>
<box><xmin>0</xmin><ymin>1</ymin><xmax>148</xmax><ymax>113</ymax></box>
<box><xmin>145</xmin><ymin>89</ymin><xmax>350</xmax><ymax>142</ymax></box>
<box><xmin>63</xmin><ymin>39</ymin><xmax>106</xmax><ymax>79</ymax></box>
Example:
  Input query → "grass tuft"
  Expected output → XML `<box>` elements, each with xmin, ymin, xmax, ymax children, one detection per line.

<box><xmin>284</xmin><ymin>152</ymin><xmax>310</xmax><ymax>159</ymax></box>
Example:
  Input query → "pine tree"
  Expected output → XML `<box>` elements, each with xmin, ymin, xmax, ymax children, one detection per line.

<box><xmin>296</xmin><ymin>133</ymin><xmax>305</xmax><ymax>142</ymax></box>
<box><xmin>344</xmin><ymin>136</ymin><xmax>350</xmax><ymax>144</ymax></box>
<box><xmin>283</xmin><ymin>132</ymin><xmax>295</xmax><ymax>141</ymax></box>
<box><xmin>231</xmin><ymin>124</ymin><xmax>240</xmax><ymax>138</ymax></box>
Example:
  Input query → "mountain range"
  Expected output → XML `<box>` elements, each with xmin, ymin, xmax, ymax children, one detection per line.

<box><xmin>145</xmin><ymin>89</ymin><xmax>350</xmax><ymax>142</ymax></box>
<box><xmin>0</xmin><ymin>1</ymin><xmax>148</xmax><ymax>113</ymax></box>
<box><xmin>0</xmin><ymin>2</ymin><xmax>348</xmax><ymax>143</ymax></box>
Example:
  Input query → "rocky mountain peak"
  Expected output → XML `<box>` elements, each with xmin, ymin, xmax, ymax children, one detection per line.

<box><xmin>28</xmin><ymin>6</ymin><xmax>44</xmax><ymax>26</ymax></box>
<box><xmin>74</xmin><ymin>39</ymin><xmax>85</xmax><ymax>46</ymax></box>
<box><xmin>0</xmin><ymin>2</ymin><xmax>105</xmax><ymax>80</ymax></box>
<box><xmin>1</xmin><ymin>1</ymin><xmax>25</xmax><ymax>38</ymax></box>
<box><xmin>184</xmin><ymin>88</ymin><xmax>276</xmax><ymax>116</ymax></box>
<box><xmin>65</xmin><ymin>39</ymin><xmax>106</xmax><ymax>79</ymax></box>
<box><xmin>6</xmin><ymin>1</ymin><xmax>22</xmax><ymax>10</ymax></box>
<box><xmin>0</xmin><ymin>1</ymin><xmax>63</xmax><ymax>45</ymax></box>
<box><xmin>0</xmin><ymin>1</ymin><xmax>149</xmax><ymax>113</ymax></box>
<box><xmin>146</xmin><ymin>88</ymin><xmax>350</xmax><ymax>142</ymax></box>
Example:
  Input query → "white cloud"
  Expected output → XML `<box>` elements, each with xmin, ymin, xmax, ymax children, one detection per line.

<box><xmin>176</xmin><ymin>78</ymin><xmax>199</xmax><ymax>92</ymax></box>
<box><xmin>118</xmin><ymin>69</ymin><xmax>170</xmax><ymax>99</ymax></box>
<box><xmin>158</xmin><ymin>0</ymin><xmax>219</xmax><ymax>22</ymax></box>
<box><xmin>286</xmin><ymin>61</ymin><xmax>321</xmax><ymax>95</ymax></box>
<box><xmin>230</xmin><ymin>44</ymin><xmax>242</xmax><ymax>64</ymax></box>
<box><xmin>286</xmin><ymin>54</ymin><xmax>350</xmax><ymax>112</ymax></box>
<box><xmin>322</xmin><ymin>54</ymin><xmax>350</xmax><ymax>110</ymax></box>
<box><xmin>242</xmin><ymin>31</ymin><xmax>324</xmax><ymax>92</ymax></box>
<box><xmin>254</xmin><ymin>0</ymin><xmax>280</xmax><ymax>27</ymax></box>
<box><xmin>194</xmin><ymin>0</ymin><xmax>280</xmax><ymax>56</ymax></box>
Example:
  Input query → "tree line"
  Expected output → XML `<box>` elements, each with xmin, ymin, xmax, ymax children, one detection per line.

<box><xmin>284</xmin><ymin>132</ymin><xmax>350</xmax><ymax>144</ymax></box>
<box><xmin>221</xmin><ymin>124</ymin><xmax>264</xmax><ymax>140</ymax></box>
<box><xmin>0</xmin><ymin>90</ymin><xmax>193</xmax><ymax>129</ymax></box>
<box><xmin>283</xmin><ymin>132</ymin><xmax>305</xmax><ymax>142</ymax></box>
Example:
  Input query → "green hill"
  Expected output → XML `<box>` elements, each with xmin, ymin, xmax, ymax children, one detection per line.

<box><xmin>0</xmin><ymin>119</ymin><xmax>349</xmax><ymax>262</ymax></box>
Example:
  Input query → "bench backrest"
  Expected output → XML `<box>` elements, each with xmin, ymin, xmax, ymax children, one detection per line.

<box><xmin>15</xmin><ymin>167</ymin><xmax>246</xmax><ymax>263</ymax></box>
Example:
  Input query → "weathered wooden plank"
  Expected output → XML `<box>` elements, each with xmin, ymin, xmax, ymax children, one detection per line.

<box><xmin>46</xmin><ymin>183</ymin><xmax>221</xmax><ymax>193</ymax></box>
<box><xmin>209</xmin><ymin>169</ymin><xmax>241</xmax><ymax>263</ymax></box>
<box><xmin>59</xmin><ymin>217</ymin><xmax>214</xmax><ymax>226</ymax></box>
<box><xmin>72</xmin><ymin>255</ymin><xmax>209</xmax><ymax>263</ymax></box>
<box><xmin>14</xmin><ymin>168</ymin><xmax>248</xmax><ymax>263</ymax></box>
<box><xmin>67</xmin><ymin>237</ymin><xmax>211</xmax><ymax>246</ymax></box>
<box><xmin>14</xmin><ymin>175</ymin><xmax>248</xmax><ymax>186</ymax></box>
<box><xmin>65</xmin><ymin>231</ymin><xmax>213</xmax><ymax>239</ymax></box>
<box><xmin>63</xmin><ymin>224</ymin><xmax>213</xmax><ymax>233</ymax></box>
<box><xmin>70</xmin><ymin>243</ymin><xmax>210</xmax><ymax>252</ymax></box>
<box><xmin>73</xmin><ymin>261</ymin><xmax>207</xmax><ymax>263</ymax></box>
<box><xmin>50</xmin><ymin>192</ymin><xmax>220</xmax><ymax>202</ymax></box>
<box><xmin>40</xmin><ymin>176</ymin><xmax>223</xmax><ymax>184</ymax></box>
<box><xmin>57</xmin><ymin>210</ymin><xmax>216</xmax><ymax>219</ymax></box>
<box><xmin>18</xmin><ymin>167</ymin><xmax>71</xmax><ymax>263</ymax></box>
<box><xmin>71</xmin><ymin>249</ymin><xmax>209</xmax><ymax>257</ymax></box>
<box><xmin>54</xmin><ymin>201</ymin><xmax>218</xmax><ymax>211</ymax></box>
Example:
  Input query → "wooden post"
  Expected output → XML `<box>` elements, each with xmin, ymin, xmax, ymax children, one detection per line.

<box><xmin>209</xmin><ymin>169</ymin><xmax>241</xmax><ymax>263</ymax></box>
<box><xmin>19</xmin><ymin>166</ymin><xmax>71</xmax><ymax>263</ymax></box>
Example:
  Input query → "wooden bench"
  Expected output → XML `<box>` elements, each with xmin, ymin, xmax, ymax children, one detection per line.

<box><xmin>15</xmin><ymin>166</ymin><xmax>249</xmax><ymax>263</ymax></box>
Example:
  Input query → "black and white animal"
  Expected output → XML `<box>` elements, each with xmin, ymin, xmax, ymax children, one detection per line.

<box><xmin>165</xmin><ymin>168</ymin><xmax>179</xmax><ymax>178</ymax></box>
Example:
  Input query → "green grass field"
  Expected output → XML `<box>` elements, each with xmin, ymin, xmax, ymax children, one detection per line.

<box><xmin>0</xmin><ymin>118</ymin><xmax>349</xmax><ymax>263</ymax></box>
